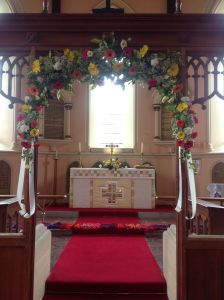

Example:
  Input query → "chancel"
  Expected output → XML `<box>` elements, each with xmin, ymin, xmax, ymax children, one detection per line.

<box><xmin>1</xmin><ymin>1</ymin><xmax>224</xmax><ymax>300</ymax></box>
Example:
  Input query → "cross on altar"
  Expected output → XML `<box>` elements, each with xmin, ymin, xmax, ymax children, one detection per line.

<box><xmin>101</xmin><ymin>182</ymin><xmax>123</xmax><ymax>204</ymax></box>
<box><xmin>92</xmin><ymin>0</ymin><xmax>124</xmax><ymax>14</ymax></box>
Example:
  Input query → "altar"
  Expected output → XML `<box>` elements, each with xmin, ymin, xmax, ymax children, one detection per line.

<box><xmin>69</xmin><ymin>168</ymin><xmax>156</xmax><ymax>209</ymax></box>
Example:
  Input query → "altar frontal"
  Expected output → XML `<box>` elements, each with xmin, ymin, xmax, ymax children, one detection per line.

<box><xmin>69</xmin><ymin>168</ymin><xmax>156</xmax><ymax>209</ymax></box>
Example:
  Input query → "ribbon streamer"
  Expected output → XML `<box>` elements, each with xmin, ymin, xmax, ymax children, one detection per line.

<box><xmin>175</xmin><ymin>147</ymin><xmax>197</xmax><ymax>219</ymax></box>
<box><xmin>16</xmin><ymin>147</ymin><xmax>36</xmax><ymax>218</ymax></box>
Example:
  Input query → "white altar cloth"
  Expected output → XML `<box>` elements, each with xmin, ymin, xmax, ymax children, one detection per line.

<box><xmin>69</xmin><ymin>168</ymin><xmax>156</xmax><ymax>209</ymax></box>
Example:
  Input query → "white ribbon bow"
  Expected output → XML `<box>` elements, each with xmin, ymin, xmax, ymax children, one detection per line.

<box><xmin>16</xmin><ymin>147</ymin><xmax>36</xmax><ymax>218</ymax></box>
<box><xmin>175</xmin><ymin>147</ymin><xmax>197</xmax><ymax>219</ymax></box>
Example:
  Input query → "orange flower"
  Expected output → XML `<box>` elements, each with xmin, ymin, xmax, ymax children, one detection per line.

<box><xmin>104</xmin><ymin>48</ymin><xmax>116</xmax><ymax>61</ymax></box>
<box><xmin>29</xmin><ymin>85</ymin><xmax>39</xmax><ymax>96</ymax></box>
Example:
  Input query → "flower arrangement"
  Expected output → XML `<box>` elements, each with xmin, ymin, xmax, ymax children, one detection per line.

<box><xmin>16</xmin><ymin>32</ymin><xmax>196</xmax><ymax>167</ymax></box>
<box><xmin>99</xmin><ymin>158</ymin><xmax>129</xmax><ymax>170</ymax></box>
<box><xmin>169</xmin><ymin>96</ymin><xmax>198</xmax><ymax>159</ymax></box>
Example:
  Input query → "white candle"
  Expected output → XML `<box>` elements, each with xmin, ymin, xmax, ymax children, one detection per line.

<box><xmin>141</xmin><ymin>142</ymin><xmax>144</xmax><ymax>154</ymax></box>
<box><xmin>78</xmin><ymin>142</ymin><xmax>81</xmax><ymax>153</ymax></box>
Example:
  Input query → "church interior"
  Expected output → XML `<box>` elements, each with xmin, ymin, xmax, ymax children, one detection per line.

<box><xmin>0</xmin><ymin>0</ymin><xmax>224</xmax><ymax>299</ymax></box>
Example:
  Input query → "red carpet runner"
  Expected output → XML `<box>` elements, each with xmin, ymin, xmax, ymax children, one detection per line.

<box><xmin>43</xmin><ymin>213</ymin><xmax>168</xmax><ymax>300</ymax></box>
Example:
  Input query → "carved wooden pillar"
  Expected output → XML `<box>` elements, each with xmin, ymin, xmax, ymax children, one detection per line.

<box><xmin>64</xmin><ymin>103</ymin><xmax>73</xmax><ymax>139</ymax></box>
<box><xmin>153</xmin><ymin>104</ymin><xmax>161</xmax><ymax>141</ymax></box>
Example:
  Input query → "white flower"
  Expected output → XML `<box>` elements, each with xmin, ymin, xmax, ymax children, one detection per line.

<box><xmin>99</xmin><ymin>164</ymin><xmax>102</xmax><ymax>168</ymax></box>
<box><xmin>184</xmin><ymin>127</ymin><xmax>193</xmax><ymax>135</ymax></box>
<box><xmin>24</xmin><ymin>96</ymin><xmax>30</xmax><ymax>103</ymax></box>
<box><xmin>151</xmin><ymin>57</ymin><xmax>159</xmax><ymax>67</ymax></box>
<box><xmin>120</xmin><ymin>39</ymin><xmax>127</xmax><ymax>49</ymax></box>
<box><xmin>87</xmin><ymin>51</ymin><xmax>93</xmax><ymax>57</ymax></box>
<box><xmin>54</xmin><ymin>61</ymin><xmax>63</xmax><ymax>71</ymax></box>
<box><xmin>35</xmin><ymin>96</ymin><xmax>40</xmax><ymax>100</ymax></box>
<box><xmin>162</xmin><ymin>95</ymin><xmax>169</xmax><ymax>103</ymax></box>
<box><xmin>19</xmin><ymin>124</ymin><xmax>29</xmax><ymax>133</ymax></box>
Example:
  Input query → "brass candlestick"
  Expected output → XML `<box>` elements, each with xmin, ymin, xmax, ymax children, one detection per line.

<box><xmin>106</xmin><ymin>143</ymin><xmax>119</xmax><ymax>160</ymax></box>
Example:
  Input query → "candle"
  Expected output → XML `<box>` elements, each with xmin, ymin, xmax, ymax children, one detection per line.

<box><xmin>78</xmin><ymin>142</ymin><xmax>81</xmax><ymax>153</ymax></box>
<box><xmin>141</xmin><ymin>142</ymin><xmax>144</xmax><ymax>154</ymax></box>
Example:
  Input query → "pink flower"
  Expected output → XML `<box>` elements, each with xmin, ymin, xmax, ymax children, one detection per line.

<box><xmin>21</xmin><ymin>141</ymin><xmax>31</xmax><ymax>149</ymax></box>
<box><xmin>188</xmin><ymin>109</ymin><xmax>195</xmax><ymax>114</ymax></box>
<box><xmin>176</xmin><ymin>119</ymin><xmax>185</xmax><ymax>128</ymax></box>
<box><xmin>17</xmin><ymin>113</ymin><xmax>25</xmax><ymax>122</ymax></box>
<box><xmin>52</xmin><ymin>81</ymin><xmax>64</xmax><ymax>90</ymax></box>
<box><xmin>30</xmin><ymin>119</ymin><xmax>38</xmax><ymax>128</ymax></box>
<box><xmin>72</xmin><ymin>70</ymin><xmax>83</xmax><ymax>80</ymax></box>
<box><xmin>29</xmin><ymin>85</ymin><xmax>39</xmax><ymax>96</ymax></box>
<box><xmin>123</xmin><ymin>47</ymin><xmax>133</xmax><ymax>57</ymax></box>
<box><xmin>148</xmin><ymin>79</ymin><xmax>158</xmax><ymax>88</ymax></box>
<box><xmin>184</xmin><ymin>140</ymin><xmax>193</xmax><ymax>149</ymax></box>
<box><xmin>128</xmin><ymin>66</ymin><xmax>137</xmax><ymax>76</ymax></box>
<box><xmin>104</xmin><ymin>48</ymin><xmax>116</xmax><ymax>61</ymax></box>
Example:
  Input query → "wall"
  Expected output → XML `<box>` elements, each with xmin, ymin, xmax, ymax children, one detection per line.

<box><xmin>0</xmin><ymin>0</ymin><xmax>223</xmax><ymax>200</ymax></box>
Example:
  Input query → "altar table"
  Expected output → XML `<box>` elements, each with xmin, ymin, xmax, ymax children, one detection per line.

<box><xmin>69</xmin><ymin>168</ymin><xmax>156</xmax><ymax>209</ymax></box>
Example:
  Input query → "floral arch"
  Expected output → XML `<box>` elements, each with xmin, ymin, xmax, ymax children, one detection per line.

<box><xmin>16</xmin><ymin>32</ymin><xmax>197</xmax><ymax>167</ymax></box>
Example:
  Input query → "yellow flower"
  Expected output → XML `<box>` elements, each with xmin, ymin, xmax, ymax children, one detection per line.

<box><xmin>30</xmin><ymin>128</ymin><xmax>39</xmax><ymax>137</ymax></box>
<box><xmin>167</xmin><ymin>64</ymin><xmax>179</xmax><ymax>77</ymax></box>
<box><xmin>177</xmin><ymin>131</ymin><xmax>185</xmax><ymax>140</ymax></box>
<box><xmin>32</xmin><ymin>59</ymin><xmax>40</xmax><ymax>73</ymax></box>
<box><xmin>64</xmin><ymin>48</ymin><xmax>75</xmax><ymax>61</ymax></box>
<box><xmin>139</xmin><ymin>45</ymin><xmax>149</xmax><ymax>58</ymax></box>
<box><xmin>112</xmin><ymin>62</ymin><xmax>124</xmax><ymax>73</ymax></box>
<box><xmin>177</xmin><ymin>102</ymin><xmax>188</xmax><ymax>112</ymax></box>
<box><xmin>88</xmin><ymin>63</ymin><xmax>99</xmax><ymax>76</ymax></box>
<box><xmin>21</xmin><ymin>104</ymin><xmax>32</xmax><ymax>113</ymax></box>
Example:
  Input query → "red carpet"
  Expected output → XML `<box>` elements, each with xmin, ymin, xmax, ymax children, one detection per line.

<box><xmin>44</xmin><ymin>234</ymin><xmax>167</xmax><ymax>298</ymax></box>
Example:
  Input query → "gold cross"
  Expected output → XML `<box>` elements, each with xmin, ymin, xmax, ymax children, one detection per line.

<box><xmin>101</xmin><ymin>181</ymin><xmax>123</xmax><ymax>204</ymax></box>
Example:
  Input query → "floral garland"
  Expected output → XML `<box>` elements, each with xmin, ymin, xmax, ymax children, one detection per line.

<box><xmin>16</xmin><ymin>32</ymin><xmax>197</xmax><ymax>167</ymax></box>
<box><xmin>169</xmin><ymin>96</ymin><xmax>198</xmax><ymax>160</ymax></box>
<box><xmin>99</xmin><ymin>158</ymin><xmax>129</xmax><ymax>171</ymax></box>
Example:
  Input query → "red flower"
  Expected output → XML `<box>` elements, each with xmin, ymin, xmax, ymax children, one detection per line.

<box><xmin>17</xmin><ymin>113</ymin><xmax>25</xmax><ymax>122</ymax></box>
<box><xmin>21</xmin><ymin>141</ymin><xmax>31</xmax><ymax>149</ymax></box>
<box><xmin>123</xmin><ymin>47</ymin><xmax>133</xmax><ymax>57</ymax></box>
<box><xmin>128</xmin><ymin>66</ymin><xmax>137</xmax><ymax>76</ymax></box>
<box><xmin>34</xmin><ymin>143</ymin><xmax>40</xmax><ymax>148</ymax></box>
<box><xmin>193</xmin><ymin>116</ymin><xmax>198</xmax><ymax>124</ymax></box>
<box><xmin>148</xmin><ymin>79</ymin><xmax>158</xmax><ymax>88</ymax></box>
<box><xmin>35</xmin><ymin>105</ymin><xmax>42</xmax><ymax>112</ymax></box>
<box><xmin>192</xmin><ymin>132</ymin><xmax>198</xmax><ymax>139</ymax></box>
<box><xmin>188</xmin><ymin>109</ymin><xmax>195</xmax><ymax>114</ymax></box>
<box><xmin>29</xmin><ymin>85</ymin><xmax>39</xmax><ymax>96</ymax></box>
<box><xmin>81</xmin><ymin>49</ymin><xmax>90</xmax><ymax>60</ymax></box>
<box><xmin>172</xmin><ymin>83</ymin><xmax>183</xmax><ymax>93</ymax></box>
<box><xmin>30</xmin><ymin>119</ymin><xmax>38</xmax><ymax>128</ymax></box>
<box><xmin>176</xmin><ymin>119</ymin><xmax>185</xmax><ymax>128</ymax></box>
<box><xmin>72</xmin><ymin>70</ymin><xmax>83</xmax><ymax>80</ymax></box>
<box><xmin>104</xmin><ymin>48</ymin><xmax>116</xmax><ymax>61</ymax></box>
<box><xmin>52</xmin><ymin>81</ymin><xmax>64</xmax><ymax>90</ymax></box>
<box><xmin>184</xmin><ymin>140</ymin><xmax>193</xmax><ymax>149</ymax></box>
<box><xmin>176</xmin><ymin>140</ymin><xmax>184</xmax><ymax>147</ymax></box>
